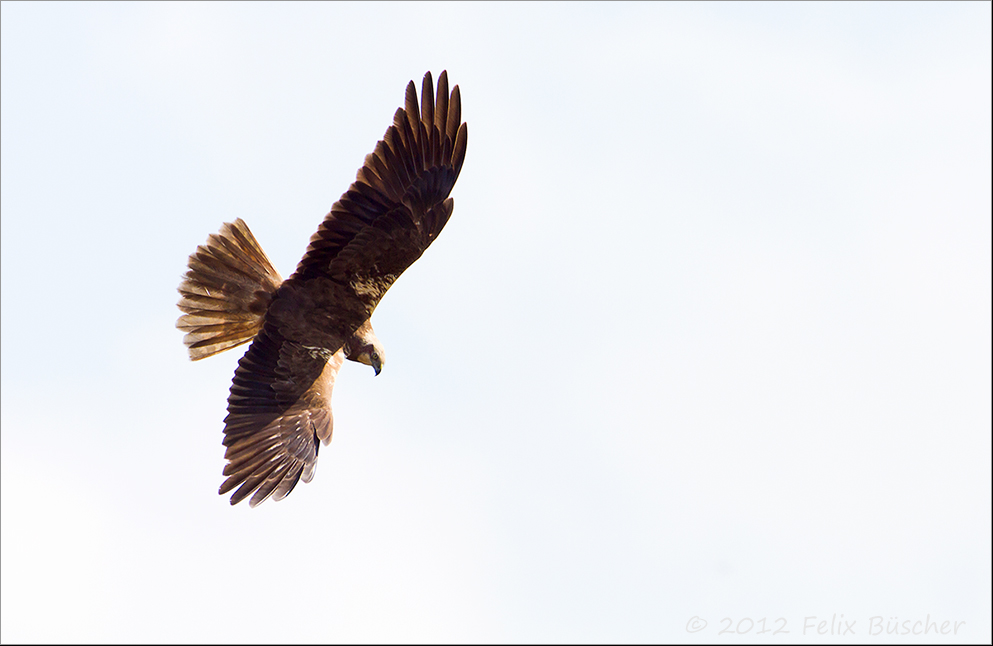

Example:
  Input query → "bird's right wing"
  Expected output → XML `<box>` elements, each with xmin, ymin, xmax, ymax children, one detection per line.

<box><xmin>290</xmin><ymin>70</ymin><xmax>467</xmax><ymax>300</ymax></box>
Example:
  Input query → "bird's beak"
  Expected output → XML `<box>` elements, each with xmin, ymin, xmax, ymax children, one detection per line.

<box><xmin>372</xmin><ymin>356</ymin><xmax>383</xmax><ymax>376</ymax></box>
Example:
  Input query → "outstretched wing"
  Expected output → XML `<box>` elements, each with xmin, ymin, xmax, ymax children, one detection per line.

<box><xmin>217</xmin><ymin>71</ymin><xmax>467</xmax><ymax>506</ymax></box>
<box><xmin>219</xmin><ymin>321</ymin><xmax>344</xmax><ymax>507</ymax></box>
<box><xmin>290</xmin><ymin>69</ymin><xmax>468</xmax><ymax>303</ymax></box>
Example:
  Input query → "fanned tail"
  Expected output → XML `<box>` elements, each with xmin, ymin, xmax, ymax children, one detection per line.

<box><xmin>177</xmin><ymin>218</ymin><xmax>283</xmax><ymax>360</ymax></box>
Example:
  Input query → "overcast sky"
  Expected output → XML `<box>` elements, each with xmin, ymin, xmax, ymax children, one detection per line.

<box><xmin>2</xmin><ymin>2</ymin><xmax>990</xmax><ymax>643</ymax></box>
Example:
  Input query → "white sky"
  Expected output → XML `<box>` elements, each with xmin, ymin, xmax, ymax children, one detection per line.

<box><xmin>1</xmin><ymin>2</ymin><xmax>990</xmax><ymax>643</ymax></box>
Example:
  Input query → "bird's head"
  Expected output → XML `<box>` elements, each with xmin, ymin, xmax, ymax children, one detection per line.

<box><xmin>345</xmin><ymin>322</ymin><xmax>385</xmax><ymax>376</ymax></box>
<box><xmin>355</xmin><ymin>342</ymin><xmax>385</xmax><ymax>376</ymax></box>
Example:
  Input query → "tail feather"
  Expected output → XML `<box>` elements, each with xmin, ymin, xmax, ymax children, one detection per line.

<box><xmin>177</xmin><ymin>219</ymin><xmax>283</xmax><ymax>360</ymax></box>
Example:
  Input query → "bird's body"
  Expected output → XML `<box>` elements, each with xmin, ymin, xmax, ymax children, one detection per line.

<box><xmin>176</xmin><ymin>71</ymin><xmax>466</xmax><ymax>507</ymax></box>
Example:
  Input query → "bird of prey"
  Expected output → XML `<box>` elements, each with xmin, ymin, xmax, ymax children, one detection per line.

<box><xmin>176</xmin><ymin>71</ymin><xmax>467</xmax><ymax>507</ymax></box>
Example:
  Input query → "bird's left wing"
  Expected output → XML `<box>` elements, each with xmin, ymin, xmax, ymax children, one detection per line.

<box><xmin>219</xmin><ymin>322</ymin><xmax>343</xmax><ymax>507</ymax></box>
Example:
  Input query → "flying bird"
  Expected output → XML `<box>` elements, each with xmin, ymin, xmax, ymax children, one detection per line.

<box><xmin>176</xmin><ymin>71</ymin><xmax>467</xmax><ymax>507</ymax></box>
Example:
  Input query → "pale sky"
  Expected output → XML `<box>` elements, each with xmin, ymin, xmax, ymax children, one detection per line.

<box><xmin>2</xmin><ymin>2</ymin><xmax>990</xmax><ymax>643</ymax></box>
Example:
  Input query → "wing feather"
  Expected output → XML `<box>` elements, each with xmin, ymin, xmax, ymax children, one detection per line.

<box><xmin>434</xmin><ymin>71</ymin><xmax>449</xmax><ymax>135</ymax></box>
<box><xmin>452</xmin><ymin>122</ymin><xmax>468</xmax><ymax>180</ymax></box>
<box><xmin>446</xmin><ymin>84</ymin><xmax>461</xmax><ymax>143</ymax></box>
<box><xmin>420</xmin><ymin>72</ymin><xmax>434</xmax><ymax>131</ymax></box>
<box><xmin>249</xmin><ymin>462</ymin><xmax>292</xmax><ymax>508</ymax></box>
<box><xmin>227</xmin><ymin>460</ymin><xmax>281</xmax><ymax>507</ymax></box>
<box><xmin>271</xmin><ymin>463</ymin><xmax>305</xmax><ymax>502</ymax></box>
<box><xmin>404</xmin><ymin>80</ymin><xmax>419</xmax><ymax>130</ymax></box>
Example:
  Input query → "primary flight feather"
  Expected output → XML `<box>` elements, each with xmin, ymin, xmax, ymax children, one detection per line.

<box><xmin>176</xmin><ymin>71</ymin><xmax>467</xmax><ymax>507</ymax></box>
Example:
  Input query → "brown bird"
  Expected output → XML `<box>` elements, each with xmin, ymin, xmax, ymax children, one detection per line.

<box><xmin>176</xmin><ymin>71</ymin><xmax>467</xmax><ymax>507</ymax></box>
